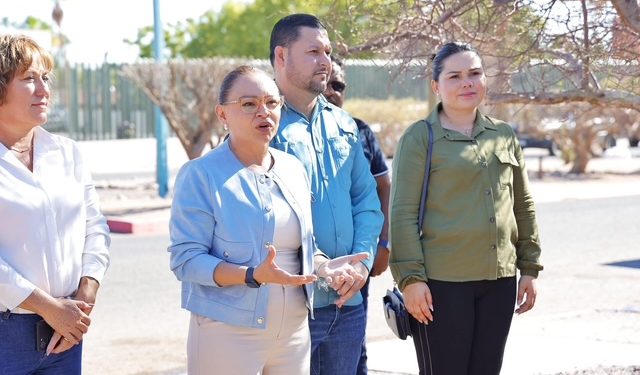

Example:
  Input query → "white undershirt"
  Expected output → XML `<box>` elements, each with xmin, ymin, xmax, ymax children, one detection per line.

<box><xmin>269</xmin><ymin>176</ymin><xmax>302</xmax><ymax>275</ymax></box>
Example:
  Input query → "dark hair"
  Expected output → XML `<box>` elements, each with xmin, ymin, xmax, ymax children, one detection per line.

<box><xmin>269</xmin><ymin>13</ymin><xmax>326</xmax><ymax>66</ymax></box>
<box><xmin>330</xmin><ymin>54</ymin><xmax>344</xmax><ymax>68</ymax></box>
<box><xmin>431</xmin><ymin>42</ymin><xmax>480</xmax><ymax>81</ymax></box>
<box><xmin>218</xmin><ymin>65</ymin><xmax>271</xmax><ymax>104</ymax></box>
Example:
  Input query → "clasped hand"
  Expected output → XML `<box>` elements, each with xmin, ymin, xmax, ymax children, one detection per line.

<box><xmin>44</xmin><ymin>298</ymin><xmax>93</xmax><ymax>355</ymax></box>
<box><xmin>316</xmin><ymin>252</ymin><xmax>369</xmax><ymax>307</ymax></box>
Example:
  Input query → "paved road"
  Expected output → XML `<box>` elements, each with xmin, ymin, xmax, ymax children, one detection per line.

<box><xmin>82</xmin><ymin>234</ymin><xmax>188</xmax><ymax>375</ymax></box>
<box><xmin>82</xmin><ymin>195</ymin><xmax>640</xmax><ymax>374</ymax></box>
<box><xmin>366</xmin><ymin>195</ymin><xmax>640</xmax><ymax>375</ymax></box>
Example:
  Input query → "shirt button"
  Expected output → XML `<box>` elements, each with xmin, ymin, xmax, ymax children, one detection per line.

<box><xmin>489</xmin><ymin>217</ymin><xmax>495</xmax><ymax>223</ymax></box>
<box><xmin>257</xmin><ymin>317</ymin><xmax>264</xmax><ymax>324</ymax></box>
<box><xmin>491</xmin><ymin>244</ymin><xmax>497</xmax><ymax>250</ymax></box>
<box><xmin>485</xmin><ymin>189</ymin><xmax>491</xmax><ymax>196</ymax></box>
<box><xmin>223</xmin><ymin>251</ymin><xmax>230</xmax><ymax>257</ymax></box>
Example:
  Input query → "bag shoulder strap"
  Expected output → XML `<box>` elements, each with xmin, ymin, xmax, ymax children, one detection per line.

<box><xmin>418</xmin><ymin>120</ymin><xmax>434</xmax><ymax>232</ymax></box>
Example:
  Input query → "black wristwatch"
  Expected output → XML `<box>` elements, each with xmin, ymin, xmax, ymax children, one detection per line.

<box><xmin>245</xmin><ymin>266</ymin><xmax>262</xmax><ymax>288</ymax></box>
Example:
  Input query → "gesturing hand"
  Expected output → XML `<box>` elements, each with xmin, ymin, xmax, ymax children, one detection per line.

<box><xmin>253</xmin><ymin>245</ymin><xmax>317</xmax><ymax>286</ymax></box>
<box><xmin>317</xmin><ymin>252</ymin><xmax>369</xmax><ymax>307</ymax></box>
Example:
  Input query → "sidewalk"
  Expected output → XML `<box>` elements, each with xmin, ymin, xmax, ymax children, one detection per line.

<box><xmin>85</xmin><ymin>138</ymin><xmax>640</xmax><ymax>374</ymax></box>
<box><xmin>87</xmin><ymin>138</ymin><xmax>640</xmax><ymax>234</ymax></box>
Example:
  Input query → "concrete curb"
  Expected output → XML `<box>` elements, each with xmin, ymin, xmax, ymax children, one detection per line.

<box><xmin>100</xmin><ymin>174</ymin><xmax>640</xmax><ymax>235</ymax></box>
<box><xmin>105</xmin><ymin>208</ymin><xmax>170</xmax><ymax>234</ymax></box>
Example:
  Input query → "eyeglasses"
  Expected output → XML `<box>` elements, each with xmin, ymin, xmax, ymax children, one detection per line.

<box><xmin>221</xmin><ymin>95</ymin><xmax>284</xmax><ymax>114</ymax></box>
<box><xmin>329</xmin><ymin>81</ymin><xmax>346</xmax><ymax>93</ymax></box>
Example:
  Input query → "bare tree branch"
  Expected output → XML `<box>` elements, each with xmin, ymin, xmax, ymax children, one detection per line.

<box><xmin>611</xmin><ymin>0</ymin><xmax>640</xmax><ymax>34</ymax></box>
<box><xmin>121</xmin><ymin>58</ymin><xmax>269</xmax><ymax>159</ymax></box>
<box><xmin>335</xmin><ymin>0</ymin><xmax>640</xmax><ymax>173</ymax></box>
<box><xmin>488</xmin><ymin>90</ymin><xmax>640</xmax><ymax>112</ymax></box>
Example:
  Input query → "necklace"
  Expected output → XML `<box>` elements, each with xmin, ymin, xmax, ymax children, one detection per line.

<box><xmin>460</xmin><ymin>127</ymin><xmax>473</xmax><ymax>137</ymax></box>
<box><xmin>440</xmin><ymin>112</ymin><xmax>474</xmax><ymax>137</ymax></box>
<box><xmin>442</xmin><ymin>123</ymin><xmax>473</xmax><ymax>137</ymax></box>
<box><xmin>10</xmin><ymin>146</ymin><xmax>31</xmax><ymax>153</ymax></box>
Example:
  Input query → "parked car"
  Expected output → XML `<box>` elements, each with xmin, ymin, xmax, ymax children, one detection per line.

<box><xmin>513</xmin><ymin>127</ymin><xmax>558</xmax><ymax>156</ymax></box>
<box><xmin>45</xmin><ymin>106</ymin><xmax>69</xmax><ymax>135</ymax></box>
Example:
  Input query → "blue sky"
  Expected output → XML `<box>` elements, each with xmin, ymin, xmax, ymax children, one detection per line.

<box><xmin>1</xmin><ymin>0</ymin><xmax>232</xmax><ymax>64</ymax></box>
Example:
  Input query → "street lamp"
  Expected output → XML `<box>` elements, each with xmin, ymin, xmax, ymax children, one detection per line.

<box><xmin>51</xmin><ymin>1</ymin><xmax>65</xmax><ymax>62</ymax></box>
<box><xmin>153</xmin><ymin>0</ymin><xmax>169</xmax><ymax>198</ymax></box>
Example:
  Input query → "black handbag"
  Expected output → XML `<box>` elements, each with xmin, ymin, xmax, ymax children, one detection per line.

<box><xmin>383</xmin><ymin>120</ymin><xmax>434</xmax><ymax>340</ymax></box>
<box><xmin>382</xmin><ymin>286</ymin><xmax>412</xmax><ymax>339</ymax></box>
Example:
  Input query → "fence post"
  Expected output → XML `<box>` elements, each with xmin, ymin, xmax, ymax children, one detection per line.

<box><xmin>537</xmin><ymin>156</ymin><xmax>544</xmax><ymax>179</ymax></box>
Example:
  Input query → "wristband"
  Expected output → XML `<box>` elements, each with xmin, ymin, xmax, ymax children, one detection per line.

<box><xmin>378</xmin><ymin>239</ymin><xmax>389</xmax><ymax>249</ymax></box>
<box><xmin>245</xmin><ymin>266</ymin><xmax>262</xmax><ymax>288</ymax></box>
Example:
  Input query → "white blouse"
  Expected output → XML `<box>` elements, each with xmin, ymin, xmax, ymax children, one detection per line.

<box><xmin>0</xmin><ymin>127</ymin><xmax>110</xmax><ymax>313</ymax></box>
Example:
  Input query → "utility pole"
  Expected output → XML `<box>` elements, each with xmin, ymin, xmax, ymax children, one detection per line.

<box><xmin>153</xmin><ymin>0</ymin><xmax>169</xmax><ymax>197</ymax></box>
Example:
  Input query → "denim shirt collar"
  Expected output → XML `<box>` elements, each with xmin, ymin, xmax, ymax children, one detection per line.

<box><xmin>283</xmin><ymin>94</ymin><xmax>333</xmax><ymax>124</ymax></box>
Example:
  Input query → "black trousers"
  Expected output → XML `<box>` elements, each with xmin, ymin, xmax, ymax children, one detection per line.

<box><xmin>408</xmin><ymin>277</ymin><xmax>517</xmax><ymax>375</ymax></box>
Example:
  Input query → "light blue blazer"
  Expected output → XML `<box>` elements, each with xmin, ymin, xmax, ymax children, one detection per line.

<box><xmin>168</xmin><ymin>141</ymin><xmax>317</xmax><ymax>329</ymax></box>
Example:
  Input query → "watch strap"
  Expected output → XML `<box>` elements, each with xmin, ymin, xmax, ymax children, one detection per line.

<box><xmin>245</xmin><ymin>266</ymin><xmax>261</xmax><ymax>288</ymax></box>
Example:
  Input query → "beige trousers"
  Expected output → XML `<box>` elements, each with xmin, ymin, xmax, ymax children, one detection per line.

<box><xmin>187</xmin><ymin>283</ymin><xmax>310</xmax><ymax>375</ymax></box>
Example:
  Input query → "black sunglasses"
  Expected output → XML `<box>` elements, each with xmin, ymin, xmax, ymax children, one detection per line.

<box><xmin>329</xmin><ymin>80</ymin><xmax>346</xmax><ymax>93</ymax></box>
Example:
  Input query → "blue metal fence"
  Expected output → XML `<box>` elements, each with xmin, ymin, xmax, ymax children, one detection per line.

<box><xmin>49</xmin><ymin>64</ymin><xmax>156</xmax><ymax>140</ymax></box>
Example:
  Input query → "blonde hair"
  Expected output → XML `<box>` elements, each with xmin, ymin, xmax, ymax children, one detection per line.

<box><xmin>0</xmin><ymin>34</ymin><xmax>54</xmax><ymax>104</ymax></box>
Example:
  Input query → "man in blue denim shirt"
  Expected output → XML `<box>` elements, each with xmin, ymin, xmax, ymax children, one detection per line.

<box><xmin>270</xmin><ymin>14</ymin><xmax>383</xmax><ymax>375</ymax></box>
<box><xmin>325</xmin><ymin>55</ymin><xmax>392</xmax><ymax>375</ymax></box>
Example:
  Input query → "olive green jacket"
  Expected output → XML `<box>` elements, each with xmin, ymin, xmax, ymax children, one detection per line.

<box><xmin>390</xmin><ymin>105</ymin><xmax>543</xmax><ymax>291</ymax></box>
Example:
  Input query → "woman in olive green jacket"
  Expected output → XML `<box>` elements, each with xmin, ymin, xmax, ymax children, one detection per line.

<box><xmin>390</xmin><ymin>42</ymin><xmax>543</xmax><ymax>375</ymax></box>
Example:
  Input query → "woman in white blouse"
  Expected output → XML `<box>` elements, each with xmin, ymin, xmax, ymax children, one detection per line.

<box><xmin>0</xmin><ymin>34</ymin><xmax>110</xmax><ymax>373</ymax></box>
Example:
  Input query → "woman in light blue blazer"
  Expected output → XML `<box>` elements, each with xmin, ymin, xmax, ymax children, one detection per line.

<box><xmin>169</xmin><ymin>66</ymin><xmax>366</xmax><ymax>375</ymax></box>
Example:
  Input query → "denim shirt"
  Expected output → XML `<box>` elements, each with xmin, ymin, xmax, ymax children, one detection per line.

<box><xmin>271</xmin><ymin>95</ymin><xmax>383</xmax><ymax>307</ymax></box>
<box><xmin>168</xmin><ymin>142</ymin><xmax>317</xmax><ymax>329</ymax></box>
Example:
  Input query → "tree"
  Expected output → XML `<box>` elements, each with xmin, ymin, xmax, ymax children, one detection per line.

<box><xmin>121</xmin><ymin>59</ymin><xmax>270</xmax><ymax>159</ymax></box>
<box><xmin>335</xmin><ymin>0</ymin><xmax>640</xmax><ymax>173</ymax></box>
<box><xmin>611</xmin><ymin>0</ymin><xmax>640</xmax><ymax>33</ymax></box>
<box><xmin>121</xmin><ymin>0</ymin><xmax>398</xmax><ymax>160</ymax></box>
<box><xmin>126</xmin><ymin>0</ymin><xmax>391</xmax><ymax>59</ymax></box>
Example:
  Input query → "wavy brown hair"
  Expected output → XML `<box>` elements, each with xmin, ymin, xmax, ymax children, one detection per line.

<box><xmin>0</xmin><ymin>34</ymin><xmax>54</xmax><ymax>104</ymax></box>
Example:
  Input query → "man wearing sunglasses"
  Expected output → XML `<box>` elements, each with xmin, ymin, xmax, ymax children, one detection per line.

<box><xmin>324</xmin><ymin>55</ymin><xmax>391</xmax><ymax>375</ymax></box>
<box><xmin>270</xmin><ymin>14</ymin><xmax>383</xmax><ymax>375</ymax></box>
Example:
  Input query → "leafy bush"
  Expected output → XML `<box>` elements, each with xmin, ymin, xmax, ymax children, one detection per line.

<box><xmin>344</xmin><ymin>98</ymin><xmax>429</xmax><ymax>157</ymax></box>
